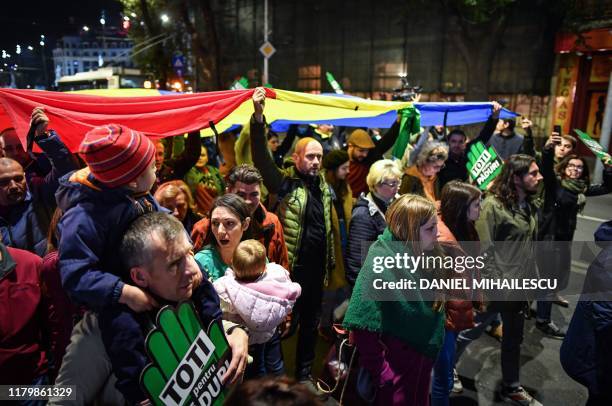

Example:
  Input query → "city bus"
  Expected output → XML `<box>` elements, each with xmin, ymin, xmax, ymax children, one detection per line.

<box><xmin>57</xmin><ymin>67</ymin><xmax>147</xmax><ymax>91</ymax></box>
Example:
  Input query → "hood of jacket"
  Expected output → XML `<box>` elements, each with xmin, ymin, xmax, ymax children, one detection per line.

<box><xmin>55</xmin><ymin>168</ymin><xmax>151</xmax><ymax>213</ymax></box>
<box><xmin>354</xmin><ymin>193</ymin><xmax>390</xmax><ymax>219</ymax></box>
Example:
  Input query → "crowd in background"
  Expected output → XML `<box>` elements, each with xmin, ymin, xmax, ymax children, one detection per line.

<box><xmin>1</xmin><ymin>87</ymin><xmax>612</xmax><ymax>406</ymax></box>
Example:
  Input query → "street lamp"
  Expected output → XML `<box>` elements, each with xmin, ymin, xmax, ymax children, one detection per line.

<box><xmin>40</xmin><ymin>35</ymin><xmax>48</xmax><ymax>88</ymax></box>
<box><xmin>83</xmin><ymin>25</ymin><xmax>90</xmax><ymax>32</ymax></box>
<box><xmin>100</xmin><ymin>10</ymin><xmax>107</xmax><ymax>66</ymax></box>
<box><xmin>161</xmin><ymin>14</ymin><xmax>169</xmax><ymax>24</ymax></box>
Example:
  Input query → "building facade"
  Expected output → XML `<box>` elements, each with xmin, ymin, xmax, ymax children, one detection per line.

<box><xmin>52</xmin><ymin>32</ymin><xmax>134</xmax><ymax>82</ymax></box>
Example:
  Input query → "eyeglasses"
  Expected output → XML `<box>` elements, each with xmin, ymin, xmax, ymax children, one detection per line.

<box><xmin>379</xmin><ymin>180</ymin><xmax>400</xmax><ymax>188</ymax></box>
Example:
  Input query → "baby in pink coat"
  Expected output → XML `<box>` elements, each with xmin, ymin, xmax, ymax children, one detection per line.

<box><xmin>213</xmin><ymin>240</ymin><xmax>301</xmax><ymax>345</ymax></box>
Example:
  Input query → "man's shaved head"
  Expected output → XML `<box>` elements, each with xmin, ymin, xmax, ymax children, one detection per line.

<box><xmin>293</xmin><ymin>137</ymin><xmax>320</xmax><ymax>157</ymax></box>
<box><xmin>0</xmin><ymin>157</ymin><xmax>23</xmax><ymax>169</ymax></box>
<box><xmin>292</xmin><ymin>137</ymin><xmax>323</xmax><ymax>177</ymax></box>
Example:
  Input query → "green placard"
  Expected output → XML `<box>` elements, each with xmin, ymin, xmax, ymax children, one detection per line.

<box><xmin>140</xmin><ymin>301</ymin><xmax>231</xmax><ymax>406</ymax></box>
<box><xmin>230</xmin><ymin>77</ymin><xmax>249</xmax><ymax>90</ymax></box>
<box><xmin>467</xmin><ymin>141</ymin><xmax>504</xmax><ymax>190</ymax></box>
<box><xmin>574</xmin><ymin>129</ymin><xmax>612</xmax><ymax>164</ymax></box>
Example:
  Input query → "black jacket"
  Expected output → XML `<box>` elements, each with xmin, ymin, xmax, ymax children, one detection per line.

<box><xmin>538</xmin><ymin>147</ymin><xmax>612</xmax><ymax>241</ymax></box>
<box><xmin>438</xmin><ymin>153</ymin><xmax>468</xmax><ymax>188</ymax></box>
<box><xmin>561</xmin><ymin>221</ymin><xmax>612</xmax><ymax>397</ymax></box>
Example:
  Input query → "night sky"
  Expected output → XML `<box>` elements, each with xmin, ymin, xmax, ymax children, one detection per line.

<box><xmin>0</xmin><ymin>0</ymin><xmax>122</xmax><ymax>52</ymax></box>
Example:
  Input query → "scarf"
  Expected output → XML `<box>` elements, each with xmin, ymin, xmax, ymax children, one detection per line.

<box><xmin>371</xmin><ymin>192</ymin><xmax>390</xmax><ymax>214</ymax></box>
<box><xmin>407</xmin><ymin>165</ymin><xmax>437</xmax><ymax>202</ymax></box>
<box><xmin>343</xmin><ymin>228</ymin><xmax>445</xmax><ymax>360</ymax></box>
<box><xmin>560</xmin><ymin>178</ymin><xmax>587</xmax><ymax>211</ymax></box>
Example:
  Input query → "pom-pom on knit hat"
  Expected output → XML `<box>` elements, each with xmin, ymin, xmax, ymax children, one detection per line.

<box><xmin>79</xmin><ymin>124</ymin><xmax>155</xmax><ymax>188</ymax></box>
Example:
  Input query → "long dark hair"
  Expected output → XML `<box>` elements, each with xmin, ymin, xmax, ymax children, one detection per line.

<box><xmin>46</xmin><ymin>208</ymin><xmax>63</xmax><ymax>254</ymax></box>
<box><xmin>440</xmin><ymin>181</ymin><xmax>481</xmax><ymax>244</ymax></box>
<box><xmin>490</xmin><ymin>154</ymin><xmax>536</xmax><ymax>210</ymax></box>
<box><xmin>204</xmin><ymin>193</ymin><xmax>252</xmax><ymax>247</ymax></box>
<box><xmin>555</xmin><ymin>154</ymin><xmax>590</xmax><ymax>183</ymax></box>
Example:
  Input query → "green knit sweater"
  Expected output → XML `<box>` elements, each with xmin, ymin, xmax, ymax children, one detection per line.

<box><xmin>343</xmin><ymin>228</ymin><xmax>445</xmax><ymax>360</ymax></box>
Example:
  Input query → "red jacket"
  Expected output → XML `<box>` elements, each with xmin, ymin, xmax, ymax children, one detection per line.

<box><xmin>0</xmin><ymin>246</ymin><xmax>74</xmax><ymax>384</ymax></box>
<box><xmin>191</xmin><ymin>203</ymin><xmax>290</xmax><ymax>271</ymax></box>
<box><xmin>437</xmin><ymin>217</ymin><xmax>480</xmax><ymax>332</ymax></box>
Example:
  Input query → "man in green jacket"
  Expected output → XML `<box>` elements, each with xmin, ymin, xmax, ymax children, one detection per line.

<box><xmin>475</xmin><ymin>154</ymin><xmax>543</xmax><ymax>406</ymax></box>
<box><xmin>250</xmin><ymin>88</ymin><xmax>335</xmax><ymax>387</ymax></box>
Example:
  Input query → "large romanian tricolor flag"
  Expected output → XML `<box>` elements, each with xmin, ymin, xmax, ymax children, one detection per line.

<box><xmin>0</xmin><ymin>88</ymin><xmax>412</xmax><ymax>152</ymax></box>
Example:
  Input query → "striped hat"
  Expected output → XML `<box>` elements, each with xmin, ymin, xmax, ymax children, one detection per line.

<box><xmin>79</xmin><ymin>124</ymin><xmax>155</xmax><ymax>188</ymax></box>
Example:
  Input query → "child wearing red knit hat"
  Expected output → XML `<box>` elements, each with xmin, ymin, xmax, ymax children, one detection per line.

<box><xmin>55</xmin><ymin>124</ymin><xmax>167</xmax><ymax>312</ymax></box>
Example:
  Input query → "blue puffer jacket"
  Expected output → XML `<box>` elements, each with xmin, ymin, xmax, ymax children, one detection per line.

<box><xmin>345</xmin><ymin>193</ymin><xmax>387</xmax><ymax>286</ymax></box>
<box><xmin>56</xmin><ymin>168</ymin><xmax>161</xmax><ymax>311</ymax></box>
<box><xmin>98</xmin><ymin>281</ymin><xmax>222</xmax><ymax>404</ymax></box>
<box><xmin>0</xmin><ymin>132</ymin><xmax>76</xmax><ymax>256</ymax></box>
<box><xmin>560</xmin><ymin>220</ymin><xmax>612</xmax><ymax>396</ymax></box>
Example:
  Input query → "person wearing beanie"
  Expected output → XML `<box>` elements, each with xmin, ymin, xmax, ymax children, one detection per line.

<box><xmin>55</xmin><ymin>123</ymin><xmax>168</xmax><ymax>312</ymax></box>
<box><xmin>321</xmin><ymin>149</ymin><xmax>352</xmax><ymax>339</ymax></box>
<box><xmin>346</xmin><ymin>115</ymin><xmax>402</xmax><ymax>199</ymax></box>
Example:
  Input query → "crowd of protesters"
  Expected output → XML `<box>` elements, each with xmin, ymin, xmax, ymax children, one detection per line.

<box><xmin>1</xmin><ymin>86</ymin><xmax>612</xmax><ymax>406</ymax></box>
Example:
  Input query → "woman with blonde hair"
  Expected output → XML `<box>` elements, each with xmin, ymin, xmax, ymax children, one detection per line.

<box><xmin>399</xmin><ymin>140</ymin><xmax>448</xmax><ymax>202</ymax></box>
<box><xmin>154</xmin><ymin>180</ymin><xmax>202</xmax><ymax>233</ymax></box>
<box><xmin>345</xmin><ymin>159</ymin><xmax>401</xmax><ymax>286</ymax></box>
<box><xmin>344</xmin><ymin>194</ymin><xmax>445</xmax><ymax>405</ymax></box>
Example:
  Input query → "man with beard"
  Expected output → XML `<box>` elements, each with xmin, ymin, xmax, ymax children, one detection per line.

<box><xmin>250</xmin><ymin>87</ymin><xmax>334</xmax><ymax>392</ymax></box>
<box><xmin>346</xmin><ymin>122</ymin><xmax>401</xmax><ymax>198</ymax></box>
<box><xmin>0</xmin><ymin>109</ymin><xmax>76</xmax><ymax>256</ymax></box>
<box><xmin>474</xmin><ymin>154</ymin><xmax>543</xmax><ymax>406</ymax></box>
<box><xmin>438</xmin><ymin>129</ymin><xmax>469</xmax><ymax>187</ymax></box>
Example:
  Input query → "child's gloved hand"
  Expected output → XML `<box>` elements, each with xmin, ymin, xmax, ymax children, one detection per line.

<box><xmin>119</xmin><ymin>284</ymin><xmax>158</xmax><ymax>312</ymax></box>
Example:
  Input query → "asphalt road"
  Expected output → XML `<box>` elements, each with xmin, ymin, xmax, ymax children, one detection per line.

<box><xmin>452</xmin><ymin>193</ymin><xmax>611</xmax><ymax>406</ymax></box>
